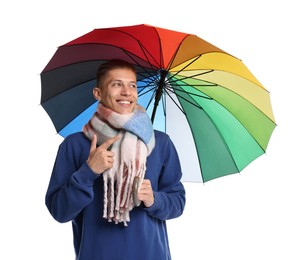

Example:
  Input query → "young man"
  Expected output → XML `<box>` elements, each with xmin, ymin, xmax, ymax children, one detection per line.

<box><xmin>45</xmin><ymin>59</ymin><xmax>186</xmax><ymax>260</ymax></box>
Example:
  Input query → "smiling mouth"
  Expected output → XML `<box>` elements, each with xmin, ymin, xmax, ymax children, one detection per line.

<box><xmin>117</xmin><ymin>100</ymin><xmax>132</xmax><ymax>104</ymax></box>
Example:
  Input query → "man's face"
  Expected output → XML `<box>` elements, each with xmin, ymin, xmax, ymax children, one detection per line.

<box><xmin>95</xmin><ymin>68</ymin><xmax>138</xmax><ymax>114</ymax></box>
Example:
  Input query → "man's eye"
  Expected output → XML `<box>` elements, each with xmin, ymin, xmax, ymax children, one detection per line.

<box><xmin>113</xmin><ymin>82</ymin><xmax>121</xmax><ymax>87</ymax></box>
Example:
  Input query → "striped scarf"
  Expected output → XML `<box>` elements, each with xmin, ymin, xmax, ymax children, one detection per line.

<box><xmin>83</xmin><ymin>103</ymin><xmax>155</xmax><ymax>226</ymax></box>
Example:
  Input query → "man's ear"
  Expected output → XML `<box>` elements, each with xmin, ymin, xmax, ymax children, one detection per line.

<box><xmin>93</xmin><ymin>87</ymin><xmax>101</xmax><ymax>101</ymax></box>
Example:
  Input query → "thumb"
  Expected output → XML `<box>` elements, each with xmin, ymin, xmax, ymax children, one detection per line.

<box><xmin>90</xmin><ymin>134</ymin><xmax>97</xmax><ymax>153</ymax></box>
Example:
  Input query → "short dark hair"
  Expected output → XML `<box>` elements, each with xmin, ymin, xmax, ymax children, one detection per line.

<box><xmin>96</xmin><ymin>59</ymin><xmax>137</xmax><ymax>86</ymax></box>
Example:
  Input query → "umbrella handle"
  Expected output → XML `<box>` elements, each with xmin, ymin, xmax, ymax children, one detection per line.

<box><xmin>132</xmin><ymin>176</ymin><xmax>141</xmax><ymax>207</ymax></box>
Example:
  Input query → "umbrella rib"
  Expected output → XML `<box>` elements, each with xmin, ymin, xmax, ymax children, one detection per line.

<box><xmin>165</xmin><ymin>86</ymin><xmax>203</xmax><ymax>111</ymax></box>
<box><xmin>168</xmin><ymin>78</ymin><xmax>217</xmax><ymax>88</ymax></box>
<box><xmin>167</xmin><ymin>75</ymin><xmax>214</xmax><ymax>100</ymax></box>
<box><xmin>138</xmin><ymin>75</ymin><xmax>161</xmax><ymax>98</ymax></box>
<box><xmin>145</xmin><ymin>88</ymin><xmax>157</xmax><ymax>110</ymax></box>
<box><xmin>139</xmin><ymin>73</ymin><xmax>160</xmax><ymax>88</ymax></box>
<box><xmin>158</xmin><ymin>37</ymin><xmax>164</xmax><ymax>69</ymax></box>
<box><xmin>110</xmin><ymin>27</ymin><xmax>161</xmax><ymax>68</ymax></box>
<box><xmin>168</xmin><ymin>55</ymin><xmax>202</xmax><ymax>79</ymax></box>
<box><xmin>170</xmin><ymin>70</ymin><xmax>214</xmax><ymax>83</ymax></box>
<box><xmin>164</xmin><ymin>89</ymin><xmax>186</xmax><ymax>114</ymax></box>
<box><xmin>164</xmin><ymin>34</ymin><xmax>193</xmax><ymax>71</ymax></box>
<box><xmin>122</xmin><ymin>49</ymin><xmax>159</xmax><ymax>78</ymax></box>
<box><xmin>167</xmin><ymin>85</ymin><xmax>213</xmax><ymax>100</ymax></box>
<box><xmin>138</xmin><ymin>85</ymin><xmax>157</xmax><ymax>97</ymax></box>
<box><xmin>169</xmin><ymin>81</ymin><xmax>216</xmax><ymax>86</ymax></box>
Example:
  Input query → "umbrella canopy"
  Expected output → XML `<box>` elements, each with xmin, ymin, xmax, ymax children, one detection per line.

<box><xmin>40</xmin><ymin>24</ymin><xmax>276</xmax><ymax>182</ymax></box>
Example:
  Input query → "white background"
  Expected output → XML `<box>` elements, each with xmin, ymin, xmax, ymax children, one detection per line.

<box><xmin>1</xmin><ymin>0</ymin><xmax>307</xmax><ymax>259</ymax></box>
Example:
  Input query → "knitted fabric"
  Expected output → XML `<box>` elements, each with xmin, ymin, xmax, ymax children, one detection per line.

<box><xmin>83</xmin><ymin>103</ymin><xmax>155</xmax><ymax>225</ymax></box>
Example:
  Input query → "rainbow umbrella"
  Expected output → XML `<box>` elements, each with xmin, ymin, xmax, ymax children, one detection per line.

<box><xmin>40</xmin><ymin>24</ymin><xmax>276</xmax><ymax>182</ymax></box>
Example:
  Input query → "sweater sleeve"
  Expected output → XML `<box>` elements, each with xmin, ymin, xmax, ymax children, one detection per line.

<box><xmin>144</xmin><ymin>133</ymin><xmax>186</xmax><ymax>220</ymax></box>
<box><xmin>45</xmin><ymin>135</ymin><xmax>99</xmax><ymax>223</ymax></box>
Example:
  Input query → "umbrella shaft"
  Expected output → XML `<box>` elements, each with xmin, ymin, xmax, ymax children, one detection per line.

<box><xmin>151</xmin><ymin>70</ymin><xmax>168</xmax><ymax>122</ymax></box>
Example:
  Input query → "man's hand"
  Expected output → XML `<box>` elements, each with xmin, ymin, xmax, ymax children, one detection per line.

<box><xmin>138</xmin><ymin>179</ymin><xmax>154</xmax><ymax>208</ymax></box>
<box><xmin>87</xmin><ymin>134</ymin><xmax>120</xmax><ymax>175</ymax></box>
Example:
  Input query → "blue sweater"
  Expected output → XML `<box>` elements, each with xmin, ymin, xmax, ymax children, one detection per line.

<box><xmin>45</xmin><ymin>130</ymin><xmax>186</xmax><ymax>260</ymax></box>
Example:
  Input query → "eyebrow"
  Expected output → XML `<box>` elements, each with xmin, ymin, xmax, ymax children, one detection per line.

<box><xmin>110</xmin><ymin>79</ymin><xmax>136</xmax><ymax>84</ymax></box>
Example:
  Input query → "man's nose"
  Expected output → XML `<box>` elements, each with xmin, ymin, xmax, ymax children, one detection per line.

<box><xmin>121</xmin><ymin>85</ymin><xmax>131</xmax><ymax>95</ymax></box>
